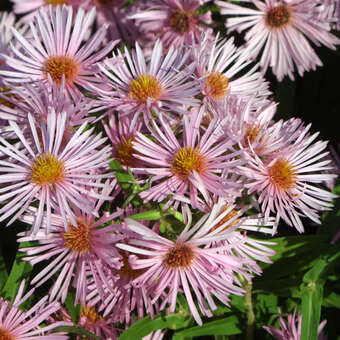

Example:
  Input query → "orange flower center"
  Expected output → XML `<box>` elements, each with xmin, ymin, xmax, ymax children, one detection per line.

<box><xmin>169</xmin><ymin>9</ymin><xmax>194</xmax><ymax>34</ymax></box>
<box><xmin>31</xmin><ymin>152</ymin><xmax>65</xmax><ymax>186</ymax></box>
<box><xmin>171</xmin><ymin>147</ymin><xmax>206</xmax><ymax>180</ymax></box>
<box><xmin>265</xmin><ymin>5</ymin><xmax>292</xmax><ymax>28</ymax></box>
<box><xmin>204</xmin><ymin>72</ymin><xmax>229</xmax><ymax>100</ymax></box>
<box><xmin>117</xmin><ymin>251</ymin><xmax>145</xmax><ymax>281</ymax></box>
<box><xmin>0</xmin><ymin>327</ymin><xmax>16</xmax><ymax>340</ymax></box>
<box><xmin>79</xmin><ymin>305</ymin><xmax>103</xmax><ymax>328</ymax></box>
<box><xmin>164</xmin><ymin>244</ymin><xmax>194</xmax><ymax>268</ymax></box>
<box><xmin>129</xmin><ymin>74</ymin><xmax>163</xmax><ymax>104</ymax></box>
<box><xmin>44</xmin><ymin>56</ymin><xmax>79</xmax><ymax>86</ymax></box>
<box><xmin>63</xmin><ymin>221</ymin><xmax>92</xmax><ymax>254</ymax></box>
<box><xmin>268</xmin><ymin>158</ymin><xmax>297</xmax><ymax>190</ymax></box>
<box><xmin>115</xmin><ymin>136</ymin><xmax>136</xmax><ymax>166</ymax></box>
<box><xmin>45</xmin><ymin>0</ymin><xmax>69</xmax><ymax>6</ymax></box>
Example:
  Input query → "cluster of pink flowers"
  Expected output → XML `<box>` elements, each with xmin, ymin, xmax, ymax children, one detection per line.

<box><xmin>0</xmin><ymin>0</ymin><xmax>338</xmax><ymax>338</ymax></box>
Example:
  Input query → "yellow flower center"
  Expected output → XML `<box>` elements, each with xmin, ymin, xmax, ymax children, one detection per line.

<box><xmin>44</xmin><ymin>56</ymin><xmax>79</xmax><ymax>86</ymax></box>
<box><xmin>117</xmin><ymin>251</ymin><xmax>145</xmax><ymax>281</ymax></box>
<box><xmin>204</xmin><ymin>72</ymin><xmax>229</xmax><ymax>100</ymax></box>
<box><xmin>268</xmin><ymin>158</ymin><xmax>297</xmax><ymax>191</ymax></box>
<box><xmin>171</xmin><ymin>147</ymin><xmax>206</xmax><ymax>180</ymax></box>
<box><xmin>115</xmin><ymin>136</ymin><xmax>136</xmax><ymax>166</ymax></box>
<box><xmin>79</xmin><ymin>306</ymin><xmax>103</xmax><ymax>328</ymax></box>
<box><xmin>63</xmin><ymin>221</ymin><xmax>92</xmax><ymax>254</ymax></box>
<box><xmin>0</xmin><ymin>327</ymin><xmax>16</xmax><ymax>340</ymax></box>
<box><xmin>169</xmin><ymin>9</ymin><xmax>193</xmax><ymax>34</ymax></box>
<box><xmin>164</xmin><ymin>244</ymin><xmax>194</xmax><ymax>268</ymax></box>
<box><xmin>45</xmin><ymin>0</ymin><xmax>69</xmax><ymax>6</ymax></box>
<box><xmin>128</xmin><ymin>74</ymin><xmax>163</xmax><ymax>104</ymax></box>
<box><xmin>31</xmin><ymin>153</ymin><xmax>65</xmax><ymax>186</ymax></box>
<box><xmin>265</xmin><ymin>5</ymin><xmax>292</xmax><ymax>28</ymax></box>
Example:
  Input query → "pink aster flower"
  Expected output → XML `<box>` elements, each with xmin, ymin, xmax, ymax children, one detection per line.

<box><xmin>17</xmin><ymin>182</ymin><xmax>122</xmax><ymax>305</ymax></box>
<box><xmin>116</xmin><ymin>203</ymin><xmax>271</xmax><ymax>325</ymax></box>
<box><xmin>130</xmin><ymin>0</ymin><xmax>213</xmax><ymax>49</ymax></box>
<box><xmin>93</xmin><ymin>39</ymin><xmax>200</xmax><ymax>120</ymax></box>
<box><xmin>216</xmin><ymin>0</ymin><xmax>340</xmax><ymax>81</ymax></box>
<box><xmin>0</xmin><ymin>280</ymin><xmax>69</xmax><ymax>339</ymax></box>
<box><xmin>241</xmin><ymin>121</ymin><xmax>337</xmax><ymax>233</ymax></box>
<box><xmin>0</xmin><ymin>111</ymin><xmax>112</xmax><ymax>233</ymax></box>
<box><xmin>192</xmin><ymin>33</ymin><xmax>271</xmax><ymax>107</ymax></box>
<box><xmin>103</xmin><ymin>114</ymin><xmax>145</xmax><ymax>169</ymax></box>
<box><xmin>86</xmin><ymin>225</ymin><xmax>157</xmax><ymax>325</ymax></box>
<box><xmin>263</xmin><ymin>309</ymin><xmax>327</xmax><ymax>340</ymax></box>
<box><xmin>0</xmin><ymin>5</ymin><xmax>115</xmax><ymax>99</ymax></box>
<box><xmin>132</xmin><ymin>108</ymin><xmax>244</xmax><ymax>210</ymax></box>
<box><xmin>0</xmin><ymin>79</ymin><xmax>96</xmax><ymax>139</ymax></box>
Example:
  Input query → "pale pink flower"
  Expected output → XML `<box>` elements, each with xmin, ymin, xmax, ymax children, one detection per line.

<box><xmin>117</xmin><ymin>203</ymin><xmax>272</xmax><ymax>325</ymax></box>
<box><xmin>241</xmin><ymin>121</ymin><xmax>337</xmax><ymax>233</ymax></box>
<box><xmin>0</xmin><ymin>79</ymin><xmax>96</xmax><ymax>137</ymax></box>
<box><xmin>93</xmin><ymin>39</ymin><xmax>200</xmax><ymax>120</ymax></box>
<box><xmin>130</xmin><ymin>0</ymin><xmax>213</xmax><ymax>49</ymax></box>
<box><xmin>17</xmin><ymin>183</ymin><xmax>122</xmax><ymax>305</ymax></box>
<box><xmin>132</xmin><ymin>108</ymin><xmax>244</xmax><ymax>210</ymax></box>
<box><xmin>192</xmin><ymin>33</ymin><xmax>271</xmax><ymax>107</ymax></box>
<box><xmin>86</xmin><ymin>225</ymin><xmax>157</xmax><ymax>325</ymax></box>
<box><xmin>0</xmin><ymin>5</ymin><xmax>115</xmax><ymax>99</ymax></box>
<box><xmin>103</xmin><ymin>114</ymin><xmax>145</xmax><ymax>169</ymax></box>
<box><xmin>263</xmin><ymin>309</ymin><xmax>327</xmax><ymax>340</ymax></box>
<box><xmin>216</xmin><ymin>0</ymin><xmax>340</xmax><ymax>81</ymax></box>
<box><xmin>0</xmin><ymin>280</ymin><xmax>69</xmax><ymax>339</ymax></box>
<box><xmin>0</xmin><ymin>111</ymin><xmax>112</xmax><ymax>233</ymax></box>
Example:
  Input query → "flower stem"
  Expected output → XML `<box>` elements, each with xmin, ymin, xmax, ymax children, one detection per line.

<box><xmin>245</xmin><ymin>281</ymin><xmax>255</xmax><ymax>340</ymax></box>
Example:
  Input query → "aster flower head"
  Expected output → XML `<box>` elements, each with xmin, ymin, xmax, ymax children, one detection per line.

<box><xmin>103</xmin><ymin>114</ymin><xmax>144</xmax><ymax>169</ymax></box>
<box><xmin>130</xmin><ymin>0</ymin><xmax>213</xmax><ymax>50</ymax></box>
<box><xmin>0</xmin><ymin>78</ymin><xmax>96</xmax><ymax>139</ymax></box>
<box><xmin>192</xmin><ymin>33</ymin><xmax>271</xmax><ymax>107</ymax></box>
<box><xmin>17</xmin><ymin>182</ymin><xmax>123</xmax><ymax>305</ymax></box>
<box><xmin>86</xmin><ymin>224</ymin><xmax>157</xmax><ymax>325</ymax></box>
<box><xmin>0</xmin><ymin>5</ymin><xmax>115</xmax><ymax>99</ymax></box>
<box><xmin>116</xmin><ymin>201</ymin><xmax>275</xmax><ymax>325</ymax></box>
<box><xmin>0</xmin><ymin>280</ymin><xmax>69</xmax><ymax>339</ymax></box>
<box><xmin>241</xmin><ymin>120</ymin><xmax>337</xmax><ymax>233</ymax></box>
<box><xmin>132</xmin><ymin>107</ymin><xmax>244</xmax><ymax>210</ymax></box>
<box><xmin>94</xmin><ymin>39</ymin><xmax>200</xmax><ymax>121</ymax></box>
<box><xmin>216</xmin><ymin>0</ymin><xmax>340</xmax><ymax>81</ymax></box>
<box><xmin>0</xmin><ymin>111</ymin><xmax>112</xmax><ymax>234</ymax></box>
<box><xmin>263</xmin><ymin>308</ymin><xmax>327</xmax><ymax>340</ymax></box>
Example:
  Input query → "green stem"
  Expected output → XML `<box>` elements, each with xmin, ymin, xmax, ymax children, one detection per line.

<box><xmin>245</xmin><ymin>281</ymin><xmax>255</xmax><ymax>340</ymax></box>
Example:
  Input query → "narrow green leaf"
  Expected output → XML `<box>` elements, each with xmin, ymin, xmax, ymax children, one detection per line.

<box><xmin>1</xmin><ymin>242</ymin><xmax>32</xmax><ymax>301</ymax></box>
<box><xmin>0</xmin><ymin>249</ymin><xmax>8</xmax><ymax>291</ymax></box>
<box><xmin>323</xmin><ymin>292</ymin><xmax>340</xmax><ymax>309</ymax></box>
<box><xmin>300</xmin><ymin>282</ymin><xmax>323</xmax><ymax>340</ymax></box>
<box><xmin>129</xmin><ymin>210</ymin><xmax>162</xmax><ymax>221</ymax></box>
<box><xmin>118</xmin><ymin>313</ymin><xmax>189</xmax><ymax>340</ymax></box>
<box><xmin>172</xmin><ymin>316</ymin><xmax>241</xmax><ymax>339</ymax></box>
<box><xmin>53</xmin><ymin>326</ymin><xmax>102</xmax><ymax>340</ymax></box>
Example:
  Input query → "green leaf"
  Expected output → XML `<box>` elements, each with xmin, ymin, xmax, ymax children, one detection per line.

<box><xmin>129</xmin><ymin>210</ymin><xmax>162</xmax><ymax>221</ymax></box>
<box><xmin>323</xmin><ymin>292</ymin><xmax>340</xmax><ymax>309</ymax></box>
<box><xmin>118</xmin><ymin>313</ymin><xmax>190</xmax><ymax>340</ymax></box>
<box><xmin>65</xmin><ymin>290</ymin><xmax>81</xmax><ymax>323</ymax></box>
<box><xmin>53</xmin><ymin>326</ymin><xmax>102</xmax><ymax>340</ymax></box>
<box><xmin>172</xmin><ymin>316</ymin><xmax>241</xmax><ymax>339</ymax></box>
<box><xmin>300</xmin><ymin>282</ymin><xmax>323</xmax><ymax>340</ymax></box>
<box><xmin>0</xmin><ymin>249</ymin><xmax>8</xmax><ymax>291</ymax></box>
<box><xmin>1</xmin><ymin>242</ymin><xmax>32</xmax><ymax>301</ymax></box>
